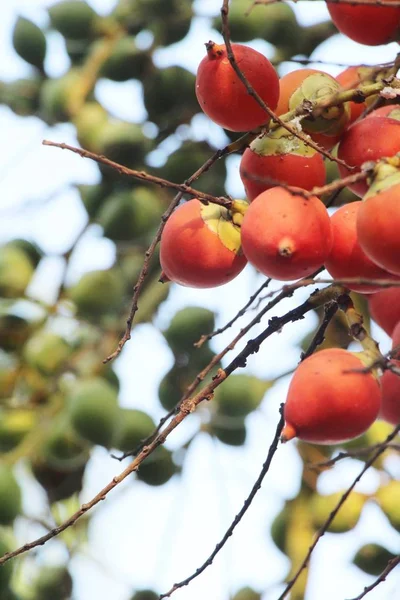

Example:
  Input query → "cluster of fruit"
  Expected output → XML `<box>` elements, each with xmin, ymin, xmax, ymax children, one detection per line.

<box><xmin>157</xmin><ymin>7</ymin><xmax>400</xmax><ymax>451</ymax></box>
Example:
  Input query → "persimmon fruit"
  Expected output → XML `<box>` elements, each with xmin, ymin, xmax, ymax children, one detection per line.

<box><xmin>282</xmin><ymin>348</ymin><xmax>382</xmax><ymax>444</ymax></box>
<box><xmin>327</xmin><ymin>1</ymin><xmax>400</xmax><ymax>46</ymax></box>
<box><xmin>368</xmin><ymin>287</ymin><xmax>400</xmax><ymax>336</ymax></box>
<box><xmin>160</xmin><ymin>199</ymin><xmax>247</xmax><ymax>288</ymax></box>
<box><xmin>239</xmin><ymin>126</ymin><xmax>326</xmax><ymax>201</ymax></box>
<box><xmin>195</xmin><ymin>41</ymin><xmax>279</xmax><ymax>131</ymax></box>
<box><xmin>324</xmin><ymin>201</ymin><xmax>397</xmax><ymax>293</ymax></box>
<box><xmin>337</xmin><ymin>117</ymin><xmax>400</xmax><ymax>197</ymax></box>
<box><xmin>240</xmin><ymin>186</ymin><xmax>332</xmax><ymax>281</ymax></box>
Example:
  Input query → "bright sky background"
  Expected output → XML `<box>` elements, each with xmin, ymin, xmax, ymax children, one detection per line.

<box><xmin>1</xmin><ymin>1</ymin><xmax>400</xmax><ymax>599</ymax></box>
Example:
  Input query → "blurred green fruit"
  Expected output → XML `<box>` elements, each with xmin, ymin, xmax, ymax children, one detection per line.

<box><xmin>151</xmin><ymin>3</ymin><xmax>192</xmax><ymax>46</ymax></box>
<box><xmin>233</xmin><ymin>587</ymin><xmax>261</xmax><ymax>600</ymax></box>
<box><xmin>0</xmin><ymin>246</ymin><xmax>34</xmax><ymax>298</ymax></box>
<box><xmin>213</xmin><ymin>1</ymin><xmax>298</xmax><ymax>49</ymax></box>
<box><xmin>137</xmin><ymin>446</ymin><xmax>177</xmax><ymax>486</ymax></box>
<box><xmin>112</xmin><ymin>0</ymin><xmax>145</xmax><ymax>35</ymax></box>
<box><xmin>0</xmin><ymin>350</ymin><xmax>18</xmax><ymax>399</ymax></box>
<box><xmin>68</xmin><ymin>377</ymin><xmax>119</xmax><ymax>447</ymax></box>
<box><xmin>158</xmin><ymin>367</ymin><xmax>184</xmax><ymax>411</ymax></box>
<box><xmin>68</xmin><ymin>269</ymin><xmax>125</xmax><ymax>318</ymax></box>
<box><xmin>271</xmin><ymin>505</ymin><xmax>289</xmax><ymax>554</ymax></box>
<box><xmin>353</xmin><ymin>543</ymin><xmax>396</xmax><ymax>576</ymax></box>
<box><xmin>0</xmin><ymin>409</ymin><xmax>36</xmax><ymax>452</ymax></box>
<box><xmin>76</xmin><ymin>182</ymin><xmax>113</xmax><ymax>218</ymax></box>
<box><xmin>12</xmin><ymin>16</ymin><xmax>46</xmax><ymax>70</ymax></box>
<box><xmin>40</xmin><ymin>68</ymin><xmax>83</xmax><ymax>124</ymax></box>
<box><xmin>34</xmin><ymin>565</ymin><xmax>73</xmax><ymax>600</ymax></box>
<box><xmin>43</xmin><ymin>417</ymin><xmax>91</xmax><ymax>468</ymax></box>
<box><xmin>214</xmin><ymin>375</ymin><xmax>271</xmax><ymax>417</ymax></box>
<box><xmin>0</xmin><ymin>464</ymin><xmax>22</xmax><ymax>525</ymax></box>
<box><xmin>157</xmin><ymin>141</ymin><xmax>227</xmax><ymax>196</ymax></box>
<box><xmin>5</xmin><ymin>239</ymin><xmax>42</xmax><ymax>269</ymax></box>
<box><xmin>310</xmin><ymin>491</ymin><xmax>366</xmax><ymax>533</ymax></box>
<box><xmin>48</xmin><ymin>0</ymin><xmax>98</xmax><ymax>40</ymax></box>
<box><xmin>0</xmin><ymin>539</ymin><xmax>14</xmax><ymax>591</ymax></box>
<box><xmin>113</xmin><ymin>408</ymin><xmax>155</xmax><ymax>453</ymax></box>
<box><xmin>163</xmin><ymin>307</ymin><xmax>215</xmax><ymax>354</ymax></box>
<box><xmin>210</xmin><ymin>417</ymin><xmax>247</xmax><ymax>446</ymax></box>
<box><xmin>23</xmin><ymin>330</ymin><xmax>71</xmax><ymax>375</ymax></box>
<box><xmin>3</xmin><ymin>78</ymin><xmax>41</xmax><ymax>116</ymax></box>
<box><xmin>143</xmin><ymin>66</ymin><xmax>197</xmax><ymax>127</ymax></box>
<box><xmin>96</xmin><ymin>121</ymin><xmax>151</xmax><ymax>169</ymax></box>
<box><xmin>74</xmin><ymin>101</ymin><xmax>108</xmax><ymax>150</ymax></box>
<box><xmin>376</xmin><ymin>481</ymin><xmax>400</xmax><ymax>532</ymax></box>
<box><xmin>100</xmin><ymin>37</ymin><xmax>151</xmax><ymax>82</ymax></box>
<box><xmin>97</xmin><ymin>187</ymin><xmax>163</xmax><ymax>242</ymax></box>
<box><xmin>130</xmin><ymin>591</ymin><xmax>159</xmax><ymax>600</ymax></box>
<box><xmin>31</xmin><ymin>458</ymin><xmax>86</xmax><ymax>503</ymax></box>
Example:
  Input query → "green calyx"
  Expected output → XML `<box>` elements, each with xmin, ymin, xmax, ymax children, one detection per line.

<box><xmin>200</xmin><ymin>200</ymin><xmax>248</xmax><ymax>254</ymax></box>
<box><xmin>364</xmin><ymin>158</ymin><xmax>400</xmax><ymax>200</ymax></box>
<box><xmin>289</xmin><ymin>73</ymin><xmax>349</xmax><ymax>134</ymax></box>
<box><xmin>250</xmin><ymin>126</ymin><xmax>317</xmax><ymax>158</ymax></box>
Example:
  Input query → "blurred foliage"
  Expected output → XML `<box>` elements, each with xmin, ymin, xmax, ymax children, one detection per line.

<box><xmin>0</xmin><ymin>1</ymin><xmax>399</xmax><ymax>599</ymax></box>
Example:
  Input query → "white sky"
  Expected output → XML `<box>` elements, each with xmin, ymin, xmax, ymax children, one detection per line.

<box><xmin>1</xmin><ymin>1</ymin><xmax>400</xmax><ymax>600</ymax></box>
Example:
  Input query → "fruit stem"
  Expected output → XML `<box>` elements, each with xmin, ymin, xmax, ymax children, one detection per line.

<box><xmin>338</xmin><ymin>294</ymin><xmax>383</xmax><ymax>363</ymax></box>
<box><xmin>205</xmin><ymin>40</ymin><xmax>224</xmax><ymax>59</ymax></box>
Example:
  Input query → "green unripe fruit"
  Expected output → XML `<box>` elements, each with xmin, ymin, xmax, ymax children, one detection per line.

<box><xmin>130</xmin><ymin>591</ymin><xmax>159</xmax><ymax>600</ymax></box>
<box><xmin>40</xmin><ymin>69</ymin><xmax>83</xmax><ymax>124</ymax></box>
<box><xmin>214</xmin><ymin>375</ymin><xmax>271</xmax><ymax>418</ymax></box>
<box><xmin>74</xmin><ymin>101</ymin><xmax>108</xmax><ymax>151</ymax></box>
<box><xmin>151</xmin><ymin>5</ymin><xmax>192</xmax><ymax>47</ymax></box>
<box><xmin>76</xmin><ymin>182</ymin><xmax>113</xmax><ymax>218</ymax></box>
<box><xmin>5</xmin><ymin>239</ymin><xmax>42</xmax><ymax>269</ymax></box>
<box><xmin>143</xmin><ymin>66</ymin><xmax>197</xmax><ymax>127</ymax></box>
<box><xmin>112</xmin><ymin>0</ymin><xmax>145</xmax><ymax>35</ymax></box>
<box><xmin>12</xmin><ymin>17</ymin><xmax>46</xmax><ymax>70</ymax></box>
<box><xmin>34</xmin><ymin>565</ymin><xmax>73</xmax><ymax>600</ymax></box>
<box><xmin>137</xmin><ymin>446</ymin><xmax>177</xmax><ymax>486</ymax></box>
<box><xmin>68</xmin><ymin>377</ymin><xmax>119</xmax><ymax>447</ymax></box>
<box><xmin>100</xmin><ymin>37</ymin><xmax>151</xmax><ymax>82</ymax></box>
<box><xmin>233</xmin><ymin>587</ymin><xmax>261</xmax><ymax>600</ymax></box>
<box><xmin>376</xmin><ymin>480</ymin><xmax>400</xmax><ymax>532</ymax></box>
<box><xmin>310</xmin><ymin>491</ymin><xmax>365</xmax><ymax>533</ymax></box>
<box><xmin>31</xmin><ymin>459</ymin><xmax>86</xmax><ymax>503</ymax></box>
<box><xmin>113</xmin><ymin>409</ymin><xmax>155</xmax><ymax>453</ymax></box>
<box><xmin>68</xmin><ymin>269</ymin><xmax>125</xmax><ymax>318</ymax></box>
<box><xmin>0</xmin><ymin>464</ymin><xmax>22</xmax><ymax>525</ymax></box>
<box><xmin>353</xmin><ymin>543</ymin><xmax>396</xmax><ymax>576</ymax></box>
<box><xmin>210</xmin><ymin>417</ymin><xmax>247</xmax><ymax>446</ymax></box>
<box><xmin>0</xmin><ymin>246</ymin><xmax>34</xmax><ymax>298</ymax></box>
<box><xmin>0</xmin><ymin>539</ymin><xmax>14</xmax><ymax>591</ymax></box>
<box><xmin>23</xmin><ymin>330</ymin><xmax>71</xmax><ymax>375</ymax></box>
<box><xmin>270</xmin><ymin>505</ymin><xmax>289</xmax><ymax>554</ymax></box>
<box><xmin>0</xmin><ymin>409</ymin><xmax>36</xmax><ymax>452</ymax></box>
<box><xmin>163</xmin><ymin>307</ymin><xmax>215</xmax><ymax>355</ymax></box>
<box><xmin>97</xmin><ymin>187</ymin><xmax>163</xmax><ymax>242</ymax></box>
<box><xmin>43</xmin><ymin>417</ymin><xmax>90</xmax><ymax>468</ymax></box>
<box><xmin>3</xmin><ymin>78</ymin><xmax>41</xmax><ymax>117</ymax></box>
<box><xmin>96</xmin><ymin>121</ymin><xmax>151</xmax><ymax>170</ymax></box>
<box><xmin>48</xmin><ymin>1</ymin><xmax>97</xmax><ymax>40</ymax></box>
<box><xmin>213</xmin><ymin>1</ymin><xmax>298</xmax><ymax>48</ymax></box>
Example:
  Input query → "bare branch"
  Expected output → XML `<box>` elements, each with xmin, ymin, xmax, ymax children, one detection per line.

<box><xmin>277</xmin><ymin>424</ymin><xmax>400</xmax><ymax>600</ymax></box>
<box><xmin>349</xmin><ymin>555</ymin><xmax>400</xmax><ymax>600</ymax></box>
<box><xmin>159</xmin><ymin>406</ymin><xmax>285</xmax><ymax>598</ymax></box>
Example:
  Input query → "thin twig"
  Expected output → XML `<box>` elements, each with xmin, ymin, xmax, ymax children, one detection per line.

<box><xmin>300</xmin><ymin>301</ymin><xmax>339</xmax><ymax>360</ymax></box>
<box><xmin>276</xmin><ymin>424</ymin><xmax>400</xmax><ymax>600</ymax></box>
<box><xmin>159</xmin><ymin>406</ymin><xmax>285</xmax><ymax>598</ymax></box>
<box><xmin>0</xmin><ymin>285</ymin><xmax>343</xmax><ymax>566</ymax></box>
<box><xmin>348</xmin><ymin>555</ymin><xmax>400</xmax><ymax>600</ymax></box>
<box><xmin>42</xmin><ymin>140</ymin><xmax>232</xmax><ymax>208</ymax></box>
<box><xmin>308</xmin><ymin>442</ymin><xmax>400</xmax><ymax>470</ymax></box>
<box><xmin>194</xmin><ymin>278</ymin><xmax>271</xmax><ymax>348</ymax></box>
